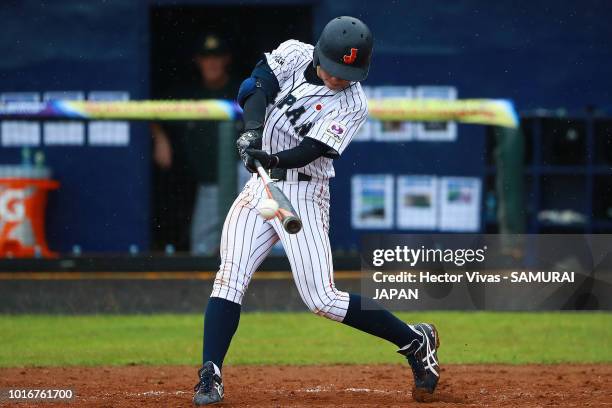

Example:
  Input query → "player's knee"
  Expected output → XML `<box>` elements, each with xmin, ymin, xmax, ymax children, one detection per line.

<box><xmin>210</xmin><ymin>269</ymin><xmax>247</xmax><ymax>305</ymax></box>
<box><xmin>307</xmin><ymin>292</ymin><xmax>347</xmax><ymax>321</ymax></box>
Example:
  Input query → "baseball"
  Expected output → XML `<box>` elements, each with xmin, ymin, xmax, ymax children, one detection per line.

<box><xmin>257</xmin><ymin>198</ymin><xmax>279</xmax><ymax>220</ymax></box>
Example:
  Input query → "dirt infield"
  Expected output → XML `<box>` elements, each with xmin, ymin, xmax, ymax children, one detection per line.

<box><xmin>1</xmin><ymin>364</ymin><xmax>611</xmax><ymax>407</ymax></box>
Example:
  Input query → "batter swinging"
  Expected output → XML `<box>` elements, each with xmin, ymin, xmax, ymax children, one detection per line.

<box><xmin>193</xmin><ymin>16</ymin><xmax>440</xmax><ymax>405</ymax></box>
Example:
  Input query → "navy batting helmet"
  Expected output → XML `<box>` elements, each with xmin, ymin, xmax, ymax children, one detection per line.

<box><xmin>313</xmin><ymin>16</ymin><xmax>373</xmax><ymax>82</ymax></box>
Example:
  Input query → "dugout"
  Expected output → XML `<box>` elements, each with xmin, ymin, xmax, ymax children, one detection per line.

<box><xmin>149</xmin><ymin>3</ymin><xmax>313</xmax><ymax>251</ymax></box>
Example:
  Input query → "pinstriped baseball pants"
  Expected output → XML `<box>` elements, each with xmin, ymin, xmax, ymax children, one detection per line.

<box><xmin>211</xmin><ymin>175</ymin><xmax>350</xmax><ymax>321</ymax></box>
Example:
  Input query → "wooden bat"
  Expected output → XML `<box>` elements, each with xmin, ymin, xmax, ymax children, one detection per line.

<box><xmin>254</xmin><ymin>160</ymin><xmax>303</xmax><ymax>234</ymax></box>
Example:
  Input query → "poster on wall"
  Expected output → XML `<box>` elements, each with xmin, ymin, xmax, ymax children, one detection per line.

<box><xmin>415</xmin><ymin>86</ymin><xmax>458</xmax><ymax>142</ymax></box>
<box><xmin>396</xmin><ymin>175</ymin><xmax>438</xmax><ymax>230</ymax></box>
<box><xmin>372</xmin><ymin>86</ymin><xmax>414</xmax><ymax>142</ymax></box>
<box><xmin>351</xmin><ymin>174</ymin><xmax>394</xmax><ymax>229</ymax></box>
<box><xmin>43</xmin><ymin>91</ymin><xmax>85</xmax><ymax>146</ymax></box>
<box><xmin>88</xmin><ymin>91</ymin><xmax>130</xmax><ymax>146</ymax></box>
<box><xmin>353</xmin><ymin>86</ymin><xmax>373</xmax><ymax>142</ymax></box>
<box><xmin>439</xmin><ymin>176</ymin><xmax>481</xmax><ymax>231</ymax></box>
<box><xmin>0</xmin><ymin>92</ymin><xmax>41</xmax><ymax>147</ymax></box>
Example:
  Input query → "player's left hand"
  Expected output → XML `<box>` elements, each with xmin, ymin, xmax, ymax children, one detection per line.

<box><xmin>245</xmin><ymin>149</ymin><xmax>279</xmax><ymax>173</ymax></box>
<box><xmin>236</xmin><ymin>129</ymin><xmax>262</xmax><ymax>161</ymax></box>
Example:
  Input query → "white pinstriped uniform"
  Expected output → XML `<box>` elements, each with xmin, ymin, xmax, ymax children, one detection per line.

<box><xmin>211</xmin><ymin>40</ymin><xmax>368</xmax><ymax>321</ymax></box>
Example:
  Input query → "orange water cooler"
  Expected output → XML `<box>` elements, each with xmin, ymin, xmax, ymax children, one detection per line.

<box><xmin>0</xmin><ymin>166</ymin><xmax>59</xmax><ymax>258</ymax></box>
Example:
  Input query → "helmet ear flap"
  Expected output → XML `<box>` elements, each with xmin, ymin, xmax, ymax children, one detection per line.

<box><xmin>312</xmin><ymin>43</ymin><xmax>320</xmax><ymax>68</ymax></box>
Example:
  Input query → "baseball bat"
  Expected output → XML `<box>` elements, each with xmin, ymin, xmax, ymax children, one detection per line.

<box><xmin>254</xmin><ymin>160</ymin><xmax>303</xmax><ymax>234</ymax></box>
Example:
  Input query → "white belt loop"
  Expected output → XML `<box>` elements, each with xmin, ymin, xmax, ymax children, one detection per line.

<box><xmin>287</xmin><ymin>169</ymin><xmax>299</xmax><ymax>182</ymax></box>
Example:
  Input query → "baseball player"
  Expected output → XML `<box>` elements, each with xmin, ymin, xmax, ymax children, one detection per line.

<box><xmin>193</xmin><ymin>16</ymin><xmax>440</xmax><ymax>405</ymax></box>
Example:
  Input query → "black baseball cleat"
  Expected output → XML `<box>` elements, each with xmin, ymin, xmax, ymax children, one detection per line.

<box><xmin>193</xmin><ymin>361</ymin><xmax>224</xmax><ymax>406</ymax></box>
<box><xmin>397</xmin><ymin>323</ymin><xmax>440</xmax><ymax>402</ymax></box>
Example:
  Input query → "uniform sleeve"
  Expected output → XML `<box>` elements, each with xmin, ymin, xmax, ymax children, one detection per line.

<box><xmin>306</xmin><ymin>96</ymin><xmax>368</xmax><ymax>157</ymax></box>
<box><xmin>264</xmin><ymin>40</ymin><xmax>310</xmax><ymax>88</ymax></box>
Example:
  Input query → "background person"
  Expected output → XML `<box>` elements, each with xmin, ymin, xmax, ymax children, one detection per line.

<box><xmin>152</xmin><ymin>33</ymin><xmax>239</xmax><ymax>255</ymax></box>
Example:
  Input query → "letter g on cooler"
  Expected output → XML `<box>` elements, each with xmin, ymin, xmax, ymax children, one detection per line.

<box><xmin>0</xmin><ymin>189</ymin><xmax>25</xmax><ymax>222</ymax></box>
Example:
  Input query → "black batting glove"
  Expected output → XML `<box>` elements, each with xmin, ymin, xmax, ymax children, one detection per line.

<box><xmin>236</xmin><ymin>128</ymin><xmax>262</xmax><ymax>165</ymax></box>
<box><xmin>245</xmin><ymin>148</ymin><xmax>279</xmax><ymax>173</ymax></box>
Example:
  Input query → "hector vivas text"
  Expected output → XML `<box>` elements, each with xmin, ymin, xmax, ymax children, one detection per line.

<box><xmin>367</xmin><ymin>245</ymin><xmax>575</xmax><ymax>301</ymax></box>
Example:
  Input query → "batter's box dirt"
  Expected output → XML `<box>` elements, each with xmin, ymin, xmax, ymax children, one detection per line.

<box><xmin>1</xmin><ymin>364</ymin><xmax>611</xmax><ymax>407</ymax></box>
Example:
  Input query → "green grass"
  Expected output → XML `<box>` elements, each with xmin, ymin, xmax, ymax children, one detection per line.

<box><xmin>1</xmin><ymin>312</ymin><xmax>611</xmax><ymax>367</ymax></box>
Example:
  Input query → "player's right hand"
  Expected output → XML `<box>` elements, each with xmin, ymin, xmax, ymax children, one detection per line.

<box><xmin>245</xmin><ymin>149</ymin><xmax>279</xmax><ymax>173</ymax></box>
<box><xmin>237</xmin><ymin>129</ymin><xmax>262</xmax><ymax>166</ymax></box>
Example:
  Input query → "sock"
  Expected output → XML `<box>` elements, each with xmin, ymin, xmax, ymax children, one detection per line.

<box><xmin>342</xmin><ymin>293</ymin><xmax>423</xmax><ymax>349</ymax></box>
<box><xmin>202</xmin><ymin>297</ymin><xmax>241</xmax><ymax>369</ymax></box>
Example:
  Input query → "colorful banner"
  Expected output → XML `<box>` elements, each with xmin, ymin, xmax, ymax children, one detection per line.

<box><xmin>0</xmin><ymin>98</ymin><xmax>519</xmax><ymax>128</ymax></box>
<box><xmin>368</xmin><ymin>98</ymin><xmax>518</xmax><ymax>128</ymax></box>
<box><xmin>0</xmin><ymin>100</ymin><xmax>240</xmax><ymax>121</ymax></box>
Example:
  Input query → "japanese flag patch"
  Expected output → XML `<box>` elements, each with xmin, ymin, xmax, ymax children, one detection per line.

<box><xmin>324</xmin><ymin>121</ymin><xmax>347</xmax><ymax>142</ymax></box>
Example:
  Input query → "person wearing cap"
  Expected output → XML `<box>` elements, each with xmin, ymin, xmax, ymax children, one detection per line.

<box><xmin>151</xmin><ymin>34</ymin><xmax>239</xmax><ymax>255</ymax></box>
<box><xmin>193</xmin><ymin>17</ymin><xmax>441</xmax><ymax>406</ymax></box>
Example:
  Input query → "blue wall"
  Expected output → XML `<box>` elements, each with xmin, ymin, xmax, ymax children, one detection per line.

<box><xmin>317</xmin><ymin>0</ymin><xmax>612</xmax><ymax>249</ymax></box>
<box><xmin>316</xmin><ymin>0</ymin><xmax>612</xmax><ymax>110</ymax></box>
<box><xmin>0</xmin><ymin>1</ymin><xmax>150</xmax><ymax>252</ymax></box>
<box><xmin>0</xmin><ymin>0</ymin><xmax>610</xmax><ymax>253</ymax></box>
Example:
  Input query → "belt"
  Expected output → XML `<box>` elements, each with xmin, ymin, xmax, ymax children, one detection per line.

<box><xmin>258</xmin><ymin>168</ymin><xmax>312</xmax><ymax>182</ymax></box>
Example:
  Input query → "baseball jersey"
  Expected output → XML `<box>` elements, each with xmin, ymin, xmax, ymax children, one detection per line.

<box><xmin>263</xmin><ymin>40</ymin><xmax>368</xmax><ymax>180</ymax></box>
